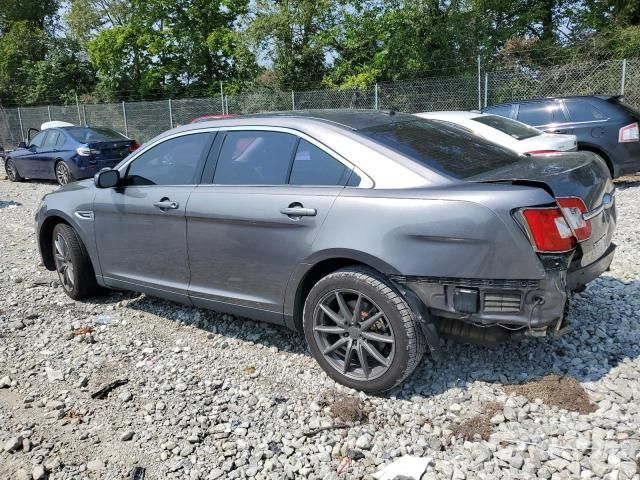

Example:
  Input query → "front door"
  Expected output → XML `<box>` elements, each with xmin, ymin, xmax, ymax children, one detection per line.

<box><xmin>186</xmin><ymin>130</ymin><xmax>353</xmax><ymax>321</ymax></box>
<box><xmin>14</xmin><ymin>130</ymin><xmax>48</xmax><ymax>178</ymax></box>
<box><xmin>94</xmin><ymin>131</ymin><xmax>214</xmax><ymax>302</ymax></box>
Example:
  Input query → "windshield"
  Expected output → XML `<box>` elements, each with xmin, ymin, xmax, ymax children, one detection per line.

<box><xmin>66</xmin><ymin>127</ymin><xmax>128</xmax><ymax>143</ymax></box>
<box><xmin>471</xmin><ymin>115</ymin><xmax>541</xmax><ymax>140</ymax></box>
<box><xmin>360</xmin><ymin>119</ymin><xmax>522</xmax><ymax>179</ymax></box>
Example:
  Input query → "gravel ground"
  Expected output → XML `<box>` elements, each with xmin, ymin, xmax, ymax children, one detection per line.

<box><xmin>1</xmin><ymin>176</ymin><xmax>640</xmax><ymax>480</ymax></box>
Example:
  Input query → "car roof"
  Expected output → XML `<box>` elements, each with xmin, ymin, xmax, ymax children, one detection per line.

<box><xmin>175</xmin><ymin>109</ymin><xmax>417</xmax><ymax>133</ymax></box>
<box><xmin>417</xmin><ymin>111</ymin><xmax>488</xmax><ymax>120</ymax></box>
<box><xmin>486</xmin><ymin>94</ymin><xmax>621</xmax><ymax>108</ymax></box>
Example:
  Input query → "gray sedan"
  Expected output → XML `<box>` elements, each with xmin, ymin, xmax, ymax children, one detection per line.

<box><xmin>35</xmin><ymin>110</ymin><xmax>616</xmax><ymax>392</ymax></box>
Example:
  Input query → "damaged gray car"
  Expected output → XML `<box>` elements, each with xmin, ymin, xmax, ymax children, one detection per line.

<box><xmin>35</xmin><ymin>110</ymin><xmax>616</xmax><ymax>392</ymax></box>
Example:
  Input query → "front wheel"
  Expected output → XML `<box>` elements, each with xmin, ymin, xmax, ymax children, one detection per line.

<box><xmin>303</xmin><ymin>267</ymin><xmax>425</xmax><ymax>393</ymax></box>
<box><xmin>52</xmin><ymin>223</ymin><xmax>99</xmax><ymax>299</ymax></box>
<box><xmin>55</xmin><ymin>161</ymin><xmax>75</xmax><ymax>185</ymax></box>
<box><xmin>5</xmin><ymin>159</ymin><xmax>23</xmax><ymax>182</ymax></box>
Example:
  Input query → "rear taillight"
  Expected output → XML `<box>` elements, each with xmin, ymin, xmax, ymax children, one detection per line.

<box><xmin>525</xmin><ymin>149</ymin><xmax>559</xmax><ymax>155</ymax></box>
<box><xmin>521</xmin><ymin>207</ymin><xmax>577</xmax><ymax>252</ymax></box>
<box><xmin>618</xmin><ymin>122</ymin><xmax>639</xmax><ymax>143</ymax></box>
<box><xmin>128</xmin><ymin>142</ymin><xmax>140</xmax><ymax>152</ymax></box>
<box><xmin>76</xmin><ymin>146</ymin><xmax>100</xmax><ymax>156</ymax></box>
<box><xmin>556</xmin><ymin>197</ymin><xmax>592</xmax><ymax>241</ymax></box>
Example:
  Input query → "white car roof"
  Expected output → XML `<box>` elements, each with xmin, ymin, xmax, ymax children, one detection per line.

<box><xmin>41</xmin><ymin>121</ymin><xmax>74</xmax><ymax>130</ymax></box>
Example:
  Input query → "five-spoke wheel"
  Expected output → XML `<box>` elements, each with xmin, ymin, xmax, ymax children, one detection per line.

<box><xmin>55</xmin><ymin>161</ymin><xmax>74</xmax><ymax>185</ymax></box>
<box><xmin>51</xmin><ymin>223</ymin><xmax>98</xmax><ymax>299</ymax></box>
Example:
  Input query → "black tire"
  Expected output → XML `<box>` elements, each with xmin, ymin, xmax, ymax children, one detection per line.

<box><xmin>5</xmin><ymin>159</ymin><xmax>23</xmax><ymax>182</ymax></box>
<box><xmin>303</xmin><ymin>267</ymin><xmax>425</xmax><ymax>393</ymax></box>
<box><xmin>55</xmin><ymin>161</ymin><xmax>75</xmax><ymax>185</ymax></box>
<box><xmin>52</xmin><ymin>223</ymin><xmax>99</xmax><ymax>299</ymax></box>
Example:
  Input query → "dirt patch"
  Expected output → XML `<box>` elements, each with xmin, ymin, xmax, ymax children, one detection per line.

<box><xmin>504</xmin><ymin>374</ymin><xmax>595</xmax><ymax>414</ymax></box>
<box><xmin>450</xmin><ymin>401</ymin><xmax>502</xmax><ymax>441</ymax></box>
<box><xmin>328</xmin><ymin>396</ymin><xmax>368</xmax><ymax>423</ymax></box>
<box><xmin>73</xmin><ymin>326</ymin><xmax>95</xmax><ymax>336</ymax></box>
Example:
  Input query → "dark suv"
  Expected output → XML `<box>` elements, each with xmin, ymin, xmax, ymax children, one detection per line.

<box><xmin>483</xmin><ymin>95</ymin><xmax>640</xmax><ymax>178</ymax></box>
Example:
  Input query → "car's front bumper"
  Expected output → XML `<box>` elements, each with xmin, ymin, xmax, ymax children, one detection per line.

<box><xmin>394</xmin><ymin>243</ymin><xmax>615</xmax><ymax>334</ymax></box>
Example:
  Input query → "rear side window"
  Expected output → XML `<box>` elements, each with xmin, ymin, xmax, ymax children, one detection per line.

<box><xmin>66</xmin><ymin>127</ymin><xmax>128</xmax><ymax>143</ymax></box>
<box><xmin>43</xmin><ymin>131</ymin><xmax>61</xmax><ymax>147</ymax></box>
<box><xmin>566</xmin><ymin>100</ymin><xmax>608</xmax><ymax>122</ymax></box>
<box><xmin>126</xmin><ymin>133</ymin><xmax>211</xmax><ymax>185</ymax></box>
<box><xmin>361</xmin><ymin>119</ymin><xmax>521</xmax><ymax>179</ymax></box>
<box><xmin>56</xmin><ymin>133</ymin><xmax>66</xmax><ymax>146</ymax></box>
<box><xmin>472</xmin><ymin>115</ymin><xmax>541</xmax><ymax>140</ymax></box>
<box><xmin>289</xmin><ymin>139</ymin><xmax>349</xmax><ymax>186</ymax></box>
<box><xmin>213</xmin><ymin>131</ymin><xmax>298</xmax><ymax>185</ymax></box>
<box><xmin>517</xmin><ymin>102</ymin><xmax>566</xmax><ymax>126</ymax></box>
<box><xmin>483</xmin><ymin>104</ymin><xmax>513</xmax><ymax>118</ymax></box>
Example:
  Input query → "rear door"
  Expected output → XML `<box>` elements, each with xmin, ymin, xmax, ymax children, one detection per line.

<box><xmin>186</xmin><ymin>128</ymin><xmax>353</xmax><ymax>321</ymax></box>
<box><xmin>516</xmin><ymin>100</ymin><xmax>573</xmax><ymax>134</ymax></box>
<box><xmin>39</xmin><ymin>129</ymin><xmax>63</xmax><ymax>179</ymax></box>
<box><xmin>94</xmin><ymin>131</ymin><xmax>215</xmax><ymax>302</ymax></box>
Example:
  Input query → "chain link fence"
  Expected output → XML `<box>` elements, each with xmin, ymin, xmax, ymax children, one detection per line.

<box><xmin>1</xmin><ymin>58</ymin><xmax>638</xmax><ymax>149</ymax></box>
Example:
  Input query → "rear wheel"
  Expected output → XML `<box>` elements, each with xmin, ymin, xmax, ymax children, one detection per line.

<box><xmin>52</xmin><ymin>223</ymin><xmax>98</xmax><ymax>299</ymax></box>
<box><xmin>5</xmin><ymin>159</ymin><xmax>23</xmax><ymax>182</ymax></box>
<box><xmin>303</xmin><ymin>267</ymin><xmax>425</xmax><ymax>393</ymax></box>
<box><xmin>55</xmin><ymin>161</ymin><xmax>74</xmax><ymax>185</ymax></box>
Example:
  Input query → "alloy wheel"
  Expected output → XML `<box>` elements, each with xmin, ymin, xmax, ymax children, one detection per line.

<box><xmin>312</xmin><ymin>289</ymin><xmax>396</xmax><ymax>381</ymax></box>
<box><xmin>54</xmin><ymin>233</ymin><xmax>75</xmax><ymax>291</ymax></box>
<box><xmin>56</xmin><ymin>163</ymin><xmax>69</xmax><ymax>185</ymax></box>
<box><xmin>6</xmin><ymin>161</ymin><xmax>17</xmax><ymax>181</ymax></box>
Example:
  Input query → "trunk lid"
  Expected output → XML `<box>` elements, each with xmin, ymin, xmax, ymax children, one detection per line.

<box><xmin>520</xmin><ymin>133</ymin><xmax>577</xmax><ymax>152</ymax></box>
<box><xmin>471</xmin><ymin>152</ymin><xmax>616</xmax><ymax>266</ymax></box>
<box><xmin>88</xmin><ymin>140</ymin><xmax>134</xmax><ymax>162</ymax></box>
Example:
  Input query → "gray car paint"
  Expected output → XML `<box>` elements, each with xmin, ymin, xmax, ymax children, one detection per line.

<box><xmin>35</xmin><ymin>110</ymin><xmax>615</xmax><ymax>335</ymax></box>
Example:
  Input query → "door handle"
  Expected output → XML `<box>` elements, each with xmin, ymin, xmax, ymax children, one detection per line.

<box><xmin>153</xmin><ymin>199</ymin><xmax>179</xmax><ymax>210</ymax></box>
<box><xmin>280</xmin><ymin>207</ymin><xmax>317</xmax><ymax>217</ymax></box>
<box><xmin>548</xmin><ymin>129</ymin><xmax>566</xmax><ymax>134</ymax></box>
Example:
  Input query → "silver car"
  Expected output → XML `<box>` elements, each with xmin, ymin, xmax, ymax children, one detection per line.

<box><xmin>35</xmin><ymin>110</ymin><xmax>616</xmax><ymax>392</ymax></box>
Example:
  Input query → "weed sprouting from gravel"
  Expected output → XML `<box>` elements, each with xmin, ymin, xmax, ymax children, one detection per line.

<box><xmin>504</xmin><ymin>374</ymin><xmax>596</xmax><ymax>414</ymax></box>
<box><xmin>450</xmin><ymin>401</ymin><xmax>502</xmax><ymax>441</ymax></box>
<box><xmin>328</xmin><ymin>396</ymin><xmax>369</xmax><ymax>423</ymax></box>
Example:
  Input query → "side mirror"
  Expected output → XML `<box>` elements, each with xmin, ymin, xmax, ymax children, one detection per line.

<box><xmin>17</xmin><ymin>142</ymin><xmax>27</xmax><ymax>149</ymax></box>
<box><xmin>94</xmin><ymin>169</ymin><xmax>120</xmax><ymax>188</ymax></box>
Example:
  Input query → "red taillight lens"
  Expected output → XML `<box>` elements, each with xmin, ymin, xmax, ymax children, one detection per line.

<box><xmin>521</xmin><ymin>207</ymin><xmax>577</xmax><ymax>252</ymax></box>
<box><xmin>525</xmin><ymin>149</ymin><xmax>559</xmax><ymax>155</ymax></box>
<box><xmin>128</xmin><ymin>142</ymin><xmax>140</xmax><ymax>152</ymax></box>
<box><xmin>556</xmin><ymin>197</ymin><xmax>592</xmax><ymax>241</ymax></box>
<box><xmin>618</xmin><ymin>122</ymin><xmax>639</xmax><ymax>143</ymax></box>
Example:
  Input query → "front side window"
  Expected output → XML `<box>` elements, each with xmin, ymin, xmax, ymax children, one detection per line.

<box><xmin>213</xmin><ymin>131</ymin><xmax>298</xmax><ymax>185</ymax></box>
<box><xmin>126</xmin><ymin>133</ymin><xmax>211</xmax><ymax>186</ymax></box>
<box><xmin>517</xmin><ymin>102</ymin><xmax>566</xmax><ymax>126</ymax></box>
<box><xmin>43</xmin><ymin>131</ymin><xmax>61</xmax><ymax>147</ymax></box>
<box><xmin>289</xmin><ymin>139</ymin><xmax>350</xmax><ymax>186</ymax></box>
<box><xmin>361</xmin><ymin>119</ymin><xmax>521</xmax><ymax>179</ymax></box>
<box><xmin>472</xmin><ymin>115</ymin><xmax>541</xmax><ymax>140</ymax></box>
<box><xmin>29</xmin><ymin>131</ymin><xmax>48</xmax><ymax>148</ymax></box>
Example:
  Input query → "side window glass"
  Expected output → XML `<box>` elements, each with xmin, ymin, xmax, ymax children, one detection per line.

<box><xmin>567</xmin><ymin>100</ymin><xmax>608</xmax><ymax>122</ymax></box>
<box><xmin>56</xmin><ymin>132</ymin><xmax>67</xmax><ymax>146</ymax></box>
<box><xmin>126</xmin><ymin>133</ymin><xmax>211</xmax><ymax>186</ymax></box>
<box><xmin>517</xmin><ymin>102</ymin><xmax>564</xmax><ymax>126</ymax></box>
<box><xmin>43</xmin><ymin>131</ymin><xmax>60</xmax><ymax>147</ymax></box>
<box><xmin>29</xmin><ymin>131</ymin><xmax>48</xmax><ymax>148</ymax></box>
<box><xmin>484</xmin><ymin>105</ymin><xmax>512</xmax><ymax>118</ymax></box>
<box><xmin>213</xmin><ymin>131</ymin><xmax>297</xmax><ymax>185</ymax></box>
<box><xmin>289</xmin><ymin>139</ymin><xmax>349</xmax><ymax>186</ymax></box>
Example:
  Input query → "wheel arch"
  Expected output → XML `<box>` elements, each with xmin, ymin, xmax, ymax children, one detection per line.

<box><xmin>577</xmin><ymin>143</ymin><xmax>614</xmax><ymax>176</ymax></box>
<box><xmin>285</xmin><ymin>250</ymin><xmax>400</xmax><ymax>332</ymax></box>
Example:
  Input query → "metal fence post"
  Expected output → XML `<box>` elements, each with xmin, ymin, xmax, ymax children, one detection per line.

<box><xmin>374</xmin><ymin>83</ymin><xmax>379</xmax><ymax>110</ymax></box>
<box><xmin>75</xmin><ymin>94</ymin><xmax>82</xmax><ymax>125</ymax></box>
<box><xmin>621</xmin><ymin>59</ymin><xmax>627</xmax><ymax>96</ymax></box>
<box><xmin>17</xmin><ymin>107</ymin><xmax>24</xmax><ymax>142</ymax></box>
<box><xmin>220</xmin><ymin>81</ymin><xmax>224</xmax><ymax>114</ymax></box>
<box><xmin>168</xmin><ymin>99</ymin><xmax>174</xmax><ymax>128</ymax></box>
<box><xmin>477</xmin><ymin>55</ymin><xmax>482</xmax><ymax>110</ymax></box>
<box><xmin>47</xmin><ymin>105</ymin><xmax>52</xmax><ymax>121</ymax></box>
<box><xmin>82</xmin><ymin>104</ymin><xmax>87</xmax><ymax>126</ymax></box>
<box><xmin>291</xmin><ymin>91</ymin><xmax>295</xmax><ymax>111</ymax></box>
<box><xmin>122</xmin><ymin>101</ymin><xmax>129</xmax><ymax>137</ymax></box>
<box><xmin>484</xmin><ymin>73</ymin><xmax>488</xmax><ymax>108</ymax></box>
<box><xmin>225</xmin><ymin>95</ymin><xmax>229</xmax><ymax>115</ymax></box>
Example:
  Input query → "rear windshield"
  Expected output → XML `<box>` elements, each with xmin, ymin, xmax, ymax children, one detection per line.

<box><xmin>66</xmin><ymin>127</ymin><xmax>128</xmax><ymax>143</ymax></box>
<box><xmin>361</xmin><ymin>119</ymin><xmax>522</xmax><ymax>179</ymax></box>
<box><xmin>472</xmin><ymin>115</ymin><xmax>541</xmax><ymax>140</ymax></box>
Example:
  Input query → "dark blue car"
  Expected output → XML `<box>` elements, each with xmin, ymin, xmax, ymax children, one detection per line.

<box><xmin>483</xmin><ymin>95</ymin><xmax>640</xmax><ymax>178</ymax></box>
<box><xmin>5</xmin><ymin>126</ymin><xmax>139</xmax><ymax>185</ymax></box>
